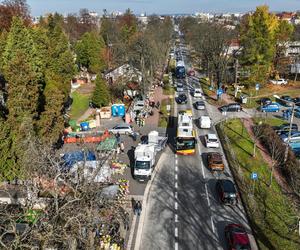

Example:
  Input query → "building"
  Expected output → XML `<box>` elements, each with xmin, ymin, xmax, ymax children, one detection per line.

<box><xmin>104</xmin><ymin>64</ymin><xmax>142</xmax><ymax>84</ymax></box>
<box><xmin>285</xmin><ymin>41</ymin><xmax>300</xmax><ymax>57</ymax></box>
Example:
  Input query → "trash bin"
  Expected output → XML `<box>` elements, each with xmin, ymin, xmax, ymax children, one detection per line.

<box><xmin>240</xmin><ymin>95</ymin><xmax>248</xmax><ymax>104</ymax></box>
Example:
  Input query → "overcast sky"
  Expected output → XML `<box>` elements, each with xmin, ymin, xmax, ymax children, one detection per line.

<box><xmin>27</xmin><ymin>0</ymin><xmax>300</xmax><ymax>16</ymax></box>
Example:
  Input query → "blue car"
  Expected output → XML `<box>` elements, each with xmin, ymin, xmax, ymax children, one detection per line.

<box><xmin>280</xmin><ymin>131</ymin><xmax>300</xmax><ymax>143</ymax></box>
<box><xmin>260</xmin><ymin>103</ymin><xmax>280</xmax><ymax>112</ymax></box>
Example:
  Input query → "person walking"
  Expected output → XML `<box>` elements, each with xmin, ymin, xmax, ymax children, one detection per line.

<box><xmin>120</xmin><ymin>141</ymin><xmax>125</xmax><ymax>153</ymax></box>
<box><xmin>134</xmin><ymin>201</ymin><xmax>142</xmax><ymax>216</ymax></box>
<box><xmin>116</xmin><ymin>132</ymin><xmax>121</xmax><ymax>144</ymax></box>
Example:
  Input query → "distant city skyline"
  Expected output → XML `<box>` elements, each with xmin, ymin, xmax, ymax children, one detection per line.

<box><xmin>27</xmin><ymin>0</ymin><xmax>300</xmax><ymax>16</ymax></box>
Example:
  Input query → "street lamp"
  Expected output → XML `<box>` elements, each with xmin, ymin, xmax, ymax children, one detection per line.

<box><xmin>273</xmin><ymin>95</ymin><xmax>295</xmax><ymax>163</ymax></box>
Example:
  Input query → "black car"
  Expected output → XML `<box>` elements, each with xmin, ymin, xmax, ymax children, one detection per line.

<box><xmin>278</xmin><ymin>95</ymin><xmax>293</xmax><ymax>107</ymax></box>
<box><xmin>219</xmin><ymin>103</ymin><xmax>242</xmax><ymax>112</ymax></box>
<box><xmin>260</xmin><ymin>97</ymin><xmax>272</xmax><ymax>106</ymax></box>
<box><xmin>216</xmin><ymin>179</ymin><xmax>238</xmax><ymax>205</ymax></box>
<box><xmin>273</xmin><ymin>123</ymin><xmax>298</xmax><ymax>135</ymax></box>
<box><xmin>194</xmin><ymin>101</ymin><xmax>205</xmax><ymax>110</ymax></box>
<box><xmin>176</xmin><ymin>94</ymin><xmax>187</xmax><ymax>104</ymax></box>
<box><xmin>293</xmin><ymin>97</ymin><xmax>300</xmax><ymax>105</ymax></box>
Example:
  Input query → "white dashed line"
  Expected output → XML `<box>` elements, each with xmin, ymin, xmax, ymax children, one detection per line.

<box><xmin>175</xmin><ymin>174</ymin><xmax>178</xmax><ymax>181</ymax></box>
<box><xmin>175</xmin><ymin>214</ymin><xmax>179</xmax><ymax>222</ymax></box>
<box><xmin>205</xmin><ymin>183</ymin><xmax>210</xmax><ymax>206</ymax></box>
<box><xmin>175</xmin><ymin>182</ymin><xmax>178</xmax><ymax>189</ymax></box>
<box><xmin>175</xmin><ymin>159</ymin><xmax>178</xmax><ymax>165</ymax></box>
<box><xmin>175</xmin><ymin>191</ymin><xmax>178</xmax><ymax>199</ymax></box>
<box><xmin>175</xmin><ymin>201</ymin><xmax>178</xmax><ymax>210</ymax></box>
<box><xmin>175</xmin><ymin>227</ymin><xmax>178</xmax><ymax>237</ymax></box>
<box><xmin>175</xmin><ymin>242</ymin><xmax>178</xmax><ymax>250</ymax></box>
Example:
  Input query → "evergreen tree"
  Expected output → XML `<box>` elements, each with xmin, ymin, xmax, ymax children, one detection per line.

<box><xmin>75</xmin><ymin>32</ymin><xmax>106</xmax><ymax>73</ymax></box>
<box><xmin>92</xmin><ymin>76</ymin><xmax>110</xmax><ymax>107</ymax></box>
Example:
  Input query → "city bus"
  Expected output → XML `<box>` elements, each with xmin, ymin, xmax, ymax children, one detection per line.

<box><xmin>176</xmin><ymin>110</ymin><xmax>196</xmax><ymax>155</ymax></box>
<box><xmin>175</xmin><ymin>60</ymin><xmax>186</xmax><ymax>79</ymax></box>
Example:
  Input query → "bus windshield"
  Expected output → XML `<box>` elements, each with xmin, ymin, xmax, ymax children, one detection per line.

<box><xmin>176</xmin><ymin>138</ymin><xmax>195</xmax><ymax>150</ymax></box>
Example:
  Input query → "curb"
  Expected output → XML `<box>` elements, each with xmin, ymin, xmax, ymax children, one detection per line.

<box><xmin>132</xmin><ymin>146</ymin><xmax>169</xmax><ymax>250</ymax></box>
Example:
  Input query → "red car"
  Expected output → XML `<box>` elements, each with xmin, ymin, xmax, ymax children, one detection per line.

<box><xmin>225</xmin><ymin>224</ymin><xmax>251</xmax><ymax>250</ymax></box>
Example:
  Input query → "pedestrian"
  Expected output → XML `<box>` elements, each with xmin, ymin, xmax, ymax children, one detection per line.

<box><xmin>116</xmin><ymin>132</ymin><xmax>121</xmax><ymax>144</ymax></box>
<box><xmin>134</xmin><ymin>201</ymin><xmax>142</xmax><ymax>216</ymax></box>
<box><xmin>120</xmin><ymin>141</ymin><xmax>125</xmax><ymax>153</ymax></box>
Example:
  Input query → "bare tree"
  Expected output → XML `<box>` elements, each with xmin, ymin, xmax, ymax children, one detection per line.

<box><xmin>0</xmin><ymin>138</ymin><xmax>128</xmax><ymax>249</ymax></box>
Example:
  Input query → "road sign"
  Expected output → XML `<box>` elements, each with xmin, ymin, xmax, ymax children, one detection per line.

<box><xmin>251</xmin><ymin>172</ymin><xmax>258</xmax><ymax>180</ymax></box>
<box><xmin>255</xmin><ymin>83</ymin><xmax>260</xmax><ymax>91</ymax></box>
<box><xmin>217</xmin><ymin>89</ymin><xmax>223</xmax><ymax>95</ymax></box>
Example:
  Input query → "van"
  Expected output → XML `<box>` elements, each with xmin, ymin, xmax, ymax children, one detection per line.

<box><xmin>260</xmin><ymin>103</ymin><xmax>280</xmax><ymax>112</ymax></box>
<box><xmin>199</xmin><ymin>116</ymin><xmax>211</xmax><ymax>129</ymax></box>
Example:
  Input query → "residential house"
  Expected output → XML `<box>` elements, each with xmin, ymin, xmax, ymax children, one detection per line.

<box><xmin>104</xmin><ymin>64</ymin><xmax>142</xmax><ymax>84</ymax></box>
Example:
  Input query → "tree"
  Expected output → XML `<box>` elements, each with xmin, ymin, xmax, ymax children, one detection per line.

<box><xmin>239</xmin><ymin>5</ymin><xmax>279</xmax><ymax>84</ymax></box>
<box><xmin>0</xmin><ymin>0</ymin><xmax>31</xmax><ymax>32</ymax></box>
<box><xmin>75</xmin><ymin>32</ymin><xmax>106</xmax><ymax>73</ymax></box>
<box><xmin>92</xmin><ymin>76</ymin><xmax>110</xmax><ymax>107</ymax></box>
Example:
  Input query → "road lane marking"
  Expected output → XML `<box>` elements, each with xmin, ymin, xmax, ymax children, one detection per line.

<box><xmin>175</xmin><ymin>165</ymin><xmax>178</xmax><ymax>172</ymax></box>
<box><xmin>175</xmin><ymin>182</ymin><xmax>178</xmax><ymax>189</ymax></box>
<box><xmin>187</xmin><ymin>87</ymin><xmax>206</xmax><ymax>179</ymax></box>
<box><xmin>175</xmin><ymin>174</ymin><xmax>178</xmax><ymax>181</ymax></box>
<box><xmin>175</xmin><ymin>201</ymin><xmax>178</xmax><ymax>210</ymax></box>
<box><xmin>175</xmin><ymin>159</ymin><xmax>178</xmax><ymax>165</ymax></box>
<box><xmin>175</xmin><ymin>242</ymin><xmax>178</xmax><ymax>250</ymax></box>
<box><xmin>175</xmin><ymin>214</ymin><xmax>179</xmax><ymax>222</ymax></box>
<box><xmin>205</xmin><ymin>183</ymin><xmax>210</xmax><ymax>206</ymax></box>
<box><xmin>175</xmin><ymin>227</ymin><xmax>178</xmax><ymax>237</ymax></box>
<box><xmin>175</xmin><ymin>191</ymin><xmax>178</xmax><ymax>199</ymax></box>
<box><xmin>175</xmin><ymin>154</ymin><xmax>177</xmax><ymax>159</ymax></box>
<box><xmin>211</xmin><ymin>216</ymin><xmax>215</xmax><ymax>233</ymax></box>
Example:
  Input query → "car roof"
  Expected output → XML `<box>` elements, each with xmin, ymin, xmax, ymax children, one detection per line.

<box><xmin>220</xmin><ymin>179</ymin><xmax>236</xmax><ymax>193</ymax></box>
<box><xmin>208</xmin><ymin>152</ymin><xmax>222</xmax><ymax>160</ymax></box>
<box><xmin>207</xmin><ymin>133</ymin><xmax>217</xmax><ymax>139</ymax></box>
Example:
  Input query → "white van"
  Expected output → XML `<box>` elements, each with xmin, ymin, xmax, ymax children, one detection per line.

<box><xmin>200</xmin><ymin>116</ymin><xmax>211</xmax><ymax>129</ymax></box>
<box><xmin>193</xmin><ymin>88</ymin><xmax>202</xmax><ymax>98</ymax></box>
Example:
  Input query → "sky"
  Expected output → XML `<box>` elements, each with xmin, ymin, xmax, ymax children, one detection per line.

<box><xmin>27</xmin><ymin>0</ymin><xmax>300</xmax><ymax>16</ymax></box>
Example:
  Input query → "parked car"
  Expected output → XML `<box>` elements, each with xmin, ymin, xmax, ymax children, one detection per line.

<box><xmin>109</xmin><ymin>124</ymin><xmax>133</xmax><ymax>134</ymax></box>
<box><xmin>259</xmin><ymin>103</ymin><xmax>280</xmax><ymax>112</ymax></box>
<box><xmin>219</xmin><ymin>103</ymin><xmax>242</xmax><ymax>112</ymax></box>
<box><xmin>270</xmin><ymin>78</ymin><xmax>288</xmax><ymax>85</ymax></box>
<box><xmin>280</xmin><ymin>131</ymin><xmax>300</xmax><ymax>142</ymax></box>
<box><xmin>293</xmin><ymin>97</ymin><xmax>300</xmax><ymax>105</ymax></box>
<box><xmin>205</xmin><ymin>134</ymin><xmax>220</xmax><ymax>148</ymax></box>
<box><xmin>194</xmin><ymin>101</ymin><xmax>205</xmax><ymax>110</ymax></box>
<box><xmin>225</xmin><ymin>224</ymin><xmax>251</xmax><ymax>250</ymax></box>
<box><xmin>199</xmin><ymin>116</ymin><xmax>211</xmax><ymax>128</ymax></box>
<box><xmin>278</xmin><ymin>95</ymin><xmax>293</xmax><ymax>107</ymax></box>
<box><xmin>176</xmin><ymin>93</ymin><xmax>187</xmax><ymax>104</ymax></box>
<box><xmin>207</xmin><ymin>152</ymin><xmax>224</xmax><ymax>172</ymax></box>
<box><xmin>216</xmin><ymin>179</ymin><xmax>238</xmax><ymax>205</ymax></box>
<box><xmin>273</xmin><ymin>123</ymin><xmax>298</xmax><ymax>135</ymax></box>
<box><xmin>294</xmin><ymin>107</ymin><xmax>300</xmax><ymax>118</ymax></box>
<box><xmin>259</xmin><ymin>97</ymin><xmax>272</xmax><ymax>106</ymax></box>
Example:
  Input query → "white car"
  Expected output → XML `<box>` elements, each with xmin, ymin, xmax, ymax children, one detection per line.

<box><xmin>270</xmin><ymin>79</ymin><xmax>288</xmax><ymax>85</ymax></box>
<box><xmin>193</xmin><ymin>88</ymin><xmax>202</xmax><ymax>98</ymax></box>
<box><xmin>109</xmin><ymin>124</ymin><xmax>133</xmax><ymax>134</ymax></box>
<box><xmin>205</xmin><ymin>134</ymin><xmax>220</xmax><ymax>148</ymax></box>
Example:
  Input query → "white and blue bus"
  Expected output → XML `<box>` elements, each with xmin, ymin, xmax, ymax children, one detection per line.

<box><xmin>175</xmin><ymin>60</ymin><xmax>186</xmax><ymax>79</ymax></box>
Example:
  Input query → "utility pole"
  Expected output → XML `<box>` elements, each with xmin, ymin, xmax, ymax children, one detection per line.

<box><xmin>284</xmin><ymin>103</ymin><xmax>295</xmax><ymax>163</ymax></box>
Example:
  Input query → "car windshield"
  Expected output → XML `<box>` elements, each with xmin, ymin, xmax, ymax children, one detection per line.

<box><xmin>135</xmin><ymin>161</ymin><xmax>150</xmax><ymax>170</ymax></box>
<box><xmin>235</xmin><ymin>244</ymin><xmax>251</xmax><ymax>250</ymax></box>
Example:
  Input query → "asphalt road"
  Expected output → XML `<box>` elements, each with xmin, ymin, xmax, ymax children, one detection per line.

<box><xmin>139</xmin><ymin>46</ymin><xmax>258</xmax><ymax>250</ymax></box>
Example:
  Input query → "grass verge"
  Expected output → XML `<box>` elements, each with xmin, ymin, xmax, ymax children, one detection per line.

<box><xmin>158</xmin><ymin>98</ymin><xmax>173</xmax><ymax>127</ymax></box>
<box><xmin>253</xmin><ymin>117</ymin><xmax>285</xmax><ymax>127</ymax></box>
<box><xmin>70</xmin><ymin>91</ymin><xmax>90</xmax><ymax>120</ymax></box>
<box><xmin>217</xmin><ymin>118</ymin><xmax>300</xmax><ymax>250</ymax></box>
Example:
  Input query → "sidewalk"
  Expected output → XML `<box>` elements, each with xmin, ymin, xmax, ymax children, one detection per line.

<box><xmin>145</xmin><ymin>86</ymin><xmax>169</xmax><ymax>127</ymax></box>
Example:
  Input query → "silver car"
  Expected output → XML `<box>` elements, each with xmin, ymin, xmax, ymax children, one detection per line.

<box><xmin>109</xmin><ymin>124</ymin><xmax>133</xmax><ymax>134</ymax></box>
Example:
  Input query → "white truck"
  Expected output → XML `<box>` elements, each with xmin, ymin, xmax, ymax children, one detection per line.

<box><xmin>133</xmin><ymin>131</ymin><xmax>167</xmax><ymax>181</ymax></box>
<box><xmin>199</xmin><ymin>116</ymin><xmax>211</xmax><ymax>129</ymax></box>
